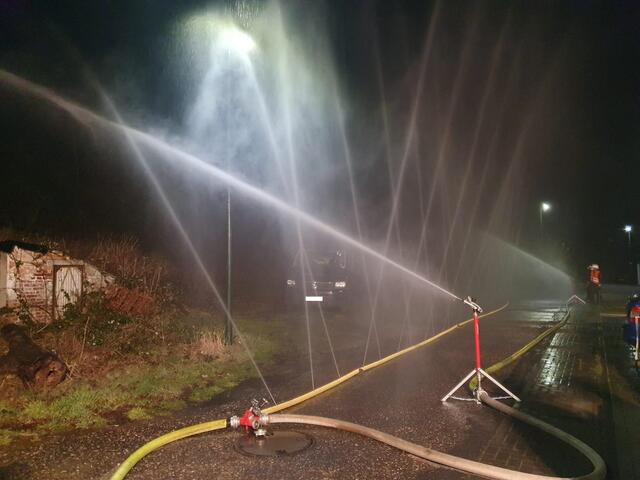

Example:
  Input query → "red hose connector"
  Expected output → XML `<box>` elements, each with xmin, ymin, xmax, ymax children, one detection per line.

<box><xmin>229</xmin><ymin>399</ymin><xmax>270</xmax><ymax>432</ymax></box>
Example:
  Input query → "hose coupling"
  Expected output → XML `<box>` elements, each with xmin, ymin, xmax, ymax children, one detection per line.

<box><xmin>229</xmin><ymin>415</ymin><xmax>241</xmax><ymax>429</ymax></box>
<box><xmin>230</xmin><ymin>399</ymin><xmax>270</xmax><ymax>433</ymax></box>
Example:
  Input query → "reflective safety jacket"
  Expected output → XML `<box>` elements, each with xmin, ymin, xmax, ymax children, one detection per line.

<box><xmin>590</xmin><ymin>269</ymin><xmax>601</xmax><ymax>285</ymax></box>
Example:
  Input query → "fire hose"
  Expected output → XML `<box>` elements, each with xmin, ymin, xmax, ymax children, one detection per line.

<box><xmin>262</xmin><ymin>405</ymin><xmax>605</xmax><ymax>480</ymax></box>
<box><xmin>109</xmin><ymin>303</ymin><xmax>606</xmax><ymax>480</ymax></box>
<box><xmin>111</xmin><ymin>399</ymin><xmax>604</xmax><ymax>480</ymax></box>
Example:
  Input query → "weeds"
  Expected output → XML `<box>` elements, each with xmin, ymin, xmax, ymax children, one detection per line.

<box><xmin>126</xmin><ymin>407</ymin><xmax>151</xmax><ymax>421</ymax></box>
<box><xmin>0</xmin><ymin>231</ymin><xmax>285</xmax><ymax>445</ymax></box>
<box><xmin>190</xmin><ymin>331</ymin><xmax>226</xmax><ymax>360</ymax></box>
<box><xmin>0</xmin><ymin>311</ymin><xmax>285</xmax><ymax>444</ymax></box>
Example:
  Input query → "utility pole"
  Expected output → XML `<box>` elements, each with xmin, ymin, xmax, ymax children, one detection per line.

<box><xmin>219</xmin><ymin>24</ymin><xmax>256</xmax><ymax>345</ymax></box>
<box><xmin>224</xmin><ymin>48</ymin><xmax>234</xmax><ymax>346</ymax></box>
<box><xmin>225</xmin><ymin>183</ymin><xmax>233</xmax><ymax>345</ymax></box>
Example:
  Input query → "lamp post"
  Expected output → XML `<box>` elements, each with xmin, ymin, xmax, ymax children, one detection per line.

<box><xmin>624</xmin><ymin>225</ymin><xmax>632</xmax><ymax>247</ymax></box>
<box><xmin>539</xmin><ymin>202</ymin><xmax>551</xmax><ymax>235</ymax></box>
<box><xmin>624</xmin><ymin>225</ymin><xmax>633</xmax><ymax>284</ymax></box>
<box><xmin>220</xmin><ymin>25</ymin><xmax>256</xmax><ymax>346</ymax></box>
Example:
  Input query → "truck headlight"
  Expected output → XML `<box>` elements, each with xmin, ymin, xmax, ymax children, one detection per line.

<box><xmin>287</xmin><ymin>279</ymin><xmax>296</xmax><ymax>286</ymax></box>
<box><xmin>334</xmin><ymin>281</ymin><xmax>346</xmax><ymax>288</ymax></box>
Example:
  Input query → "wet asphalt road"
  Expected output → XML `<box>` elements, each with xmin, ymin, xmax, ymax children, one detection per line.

<box><xmin>0</xmin><ymin>300</ymin><xmax>572</xmax><ymax>480</ymax></box>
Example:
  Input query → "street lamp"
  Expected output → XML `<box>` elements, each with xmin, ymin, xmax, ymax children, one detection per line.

<box><xmin>179</xmin><ymin>16</ymin><xmax>257</xmax><ymax>345</ymax></box>
<box><xmin>624</xmin><ymin>225</ymin><xmax>632</xmax><ymax>246</ymax></box>
<box><xmin>220</xmin><ymin>24</ymin><xmax>256</xmax><ymax>346</ymax></box>
<box><xmin>624</xmin><ymin>225</ymin><xmax>634</xmax><ymax>283</ymax></box>
<box><xmin>219</xmin><ymin>25</ymin><xmax>256</xmax><ymax>56</ymax></box>
<box><xmin>540</xmin><ymin>202</ymin><xmax>551</xmax><ymax>235</ymax></box>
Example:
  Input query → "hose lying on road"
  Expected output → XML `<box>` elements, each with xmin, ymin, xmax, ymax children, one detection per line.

<box><xmin>480</xmin><ymin>393</ymin><xmax>606</xmax><ymax>480</ymax></box>
<box><xmin>108</xmin><ymin>418</ymin><xmax>228</xmax><ymax>480</ymax></box>
<box><xmin>267</xmin><ymin>406</ymin><xmax>605</xmax><ymax>480</ymax></box>
<box><xmin>109</xmin><ymin>303</ymin><xmax>606</xmax><ymax>480</ymax></box>
<box><xmin>469</xmin><ymin>308</ymin><xmax>571</xmax><ymax>391</ymax></box>
<box><xmin>109</xmin><ymin>305</ymin><xmax>508</xmax><ymax>480</ymax></box>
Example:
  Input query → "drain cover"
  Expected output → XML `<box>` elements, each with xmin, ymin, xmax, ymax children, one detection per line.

<box><xmin>235</xmin><ymin>430</ymin><xmax>313</xmax><ymax>457</ymax></box>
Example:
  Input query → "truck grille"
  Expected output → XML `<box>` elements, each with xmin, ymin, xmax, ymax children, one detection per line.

<box><xmin>306</xmin><ymin>281</ymin><xmax>334</xmax><ymax>293</ymax></box>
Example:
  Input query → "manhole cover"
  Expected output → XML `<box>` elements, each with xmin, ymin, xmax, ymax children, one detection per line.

<box><xmin>235</xmin><ymin>430</ymin><xmax>313</xmax><ymax>457</ymax></box>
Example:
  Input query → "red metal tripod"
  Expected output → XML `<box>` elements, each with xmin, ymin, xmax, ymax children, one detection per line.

<box><xmin>441</xmin><ymin>297</ymin><xmax>520</xmax><ymax>403</ymax></box>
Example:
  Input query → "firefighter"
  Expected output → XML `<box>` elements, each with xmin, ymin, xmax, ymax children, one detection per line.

<box><xmin>587</xmin><ymin>264</ymin><xmax>601</xmax><ymax>304</ymax></box>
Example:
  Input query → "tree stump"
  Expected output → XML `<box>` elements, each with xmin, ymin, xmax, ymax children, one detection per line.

<box><xmin>0</xmin><ymin>324</ymin><xmax>67</xmax><ymax>389</ymax></box>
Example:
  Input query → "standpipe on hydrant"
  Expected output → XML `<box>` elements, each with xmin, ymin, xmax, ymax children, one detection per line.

<box><xmin>228</xmin><ymin>399</ymin><xmax>270</xmax><ymax>437</ymax></box>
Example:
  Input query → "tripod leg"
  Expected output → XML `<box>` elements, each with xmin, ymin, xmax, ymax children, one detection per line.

<box><xmin>479</xmin><ymin>368</ymin><xmax>520</xmax><ymax>402</ymax></box>
<box><xmin>441</xmin><ymin>369</ymin><xmax>477</xmax><ymax>402</ymax></box>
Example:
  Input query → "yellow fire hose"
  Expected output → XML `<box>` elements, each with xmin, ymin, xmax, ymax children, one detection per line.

<box><xmin>109</xmin><ymin>303</ymin><xmax>605</xmax><ymax>480</ymax></box>
<box><xmin>469</xmin><ymin>308</ymin><xmax>572</xmax><ymax>391</ymax></box>
<box><xmin>109</xmin><ymin>304</ymin><xmax>507</xmax><ymax>480</ymax></box>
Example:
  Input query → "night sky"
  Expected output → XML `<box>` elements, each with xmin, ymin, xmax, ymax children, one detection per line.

<box><xmin>1</xmin><ymin>0</ymin><xmax>639</xmax><ymax>286</ymax></box>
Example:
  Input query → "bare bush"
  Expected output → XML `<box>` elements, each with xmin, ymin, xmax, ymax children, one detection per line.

<box><xmin>77</xmin><ymin>235</ymin><xmax>170</xmax><ymax>296</ymax></box>
<box><xmin>189</xmin><ymin>331</ymin><xmax>226</xmax><ymax>360</ymax></box>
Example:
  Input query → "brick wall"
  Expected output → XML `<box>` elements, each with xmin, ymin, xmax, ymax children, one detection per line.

<box><xmin>4</xmin><ymin>247</ymin><xmax>110</xmax><ymax>323</ymax></box>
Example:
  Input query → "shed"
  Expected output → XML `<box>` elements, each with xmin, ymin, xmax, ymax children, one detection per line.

<box><xmin>0</xmin><ymin>240</ymin><xmax>110</xmax><ymax>323</ymax></box>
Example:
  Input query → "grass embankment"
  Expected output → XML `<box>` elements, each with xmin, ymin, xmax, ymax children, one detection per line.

<box><xmin>0</xmin><ymin>304</ymin><xmax>284</xmax><ymax>446</ymax></box>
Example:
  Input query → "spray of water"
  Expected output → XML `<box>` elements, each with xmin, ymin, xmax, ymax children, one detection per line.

<box><xmin>1</xmin><ymin>70</ymin><xmax>463</xmax><ymax>301</ymax></box>
<box><xmin>437</xmin><ymin>15</ymin><xmax>510</xmax><ymax>279</ymax></box>
<box><xmin>179</xmin><ymin>7</ymin><xmax>358</xmax><ymax>389</ymax></box>
<box><xmin>362</xmin><ymin>2</ymin><xmax>443</xmax><ymax>365</ymax></box>
<box><xmin>83</xmin><ymin>70</ymin><xmax>278</xmax><ymax>405</ymax></box>
<box><xmin>1</xmin><ymin>3</ymin><xmax>584</xmax><ymax>434</ymax></box>
<box><xmin>9</xmin><ymin>21</ymin><xmax>286</xmax><ymax>405</ymax></box>
<box><xmin>333</xmin><ymin>93</ymin><xmax>382</xmax><ymax>359</ymax></box>
<box><xmin>450</xmin><ymin>34</ymin><xmax>527</xmax><ymax>292</ymax></box>
<box><xmin>274</xmin><ymin>9</ymin><xmax>319</xmax><ymax>389</ymax></box>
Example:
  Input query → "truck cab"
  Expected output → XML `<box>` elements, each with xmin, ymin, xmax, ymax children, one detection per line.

<box><xmin>284</xmin><ymin>249</ymin><xmax>348</xmax><ymax>309</ymax></box>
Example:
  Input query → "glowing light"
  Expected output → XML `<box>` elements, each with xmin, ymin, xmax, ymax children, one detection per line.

<box><xmin>624</xmin><ymin>225</ymin><xmax>632</xmax><ymax>233</ymax></box>
<box><xmin>541</xmin><ymin>202</ymin><xmax>551</xmax><ymax>212</ymax></box>
<box><xmin>219</xmin><ymin>25</ymin><xmax>256</xmax><ymax>55</ymax></box>
<box><xmin>178</xmin><ymin>14</ymin><xmax>257</xmax><ymax>59</ymax></box>
<box><xmin>334</xmin><ymin>281</ymin><xmax>346</xmax><ymax>288</ymax></box>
